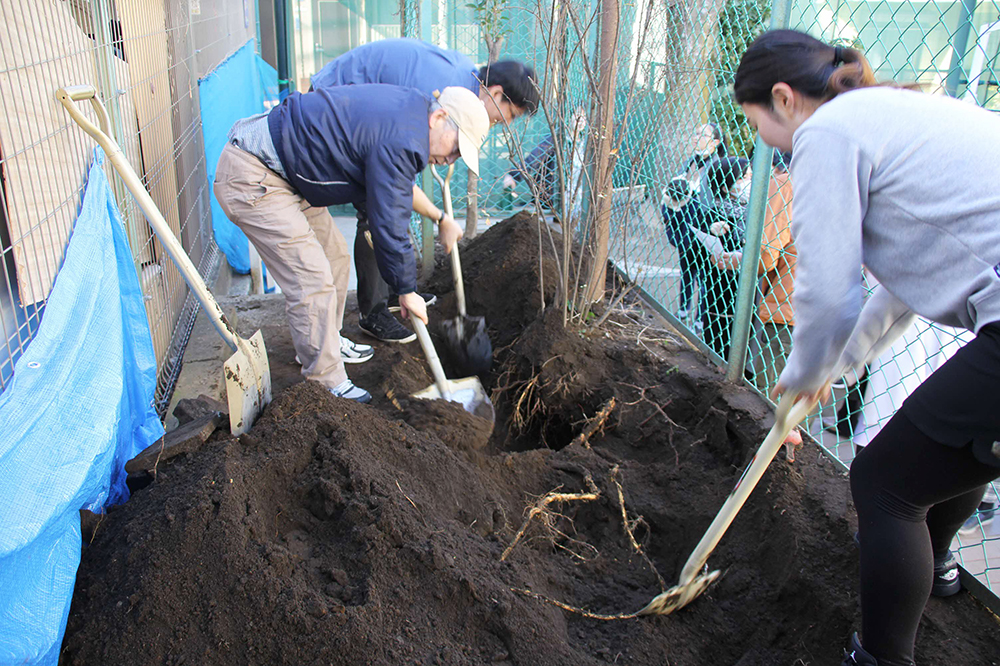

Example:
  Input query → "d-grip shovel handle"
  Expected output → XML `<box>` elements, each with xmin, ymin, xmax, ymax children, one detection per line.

<box><xmin>431</xmin><ymin>165</ymin><xmax>466</xmax><ymax>317</ymax></box>
<box><xmin>55</xmin><ymin>85</ymin><xmax>244</xmax><ymax>356</ymax></box>
<box><xmin>676</xmin><ymin>393</ymin><xmax>815</xmax><ymax>587</ymax></box>
<box><xmin>411</xmin><ymin>316</ymin><xmax>451</xmax><ymax>400</ymax></box>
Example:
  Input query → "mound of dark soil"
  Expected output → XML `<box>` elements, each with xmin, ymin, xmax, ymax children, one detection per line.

<box><xmin>61</xmin><ymin>215</ymin><xmax>1000</xmax><ymax>666</ymax></box>
<box><xmin>399</xmin><ymin>397</ymin><xmax>493</xmax><ymax>453</ymax></box>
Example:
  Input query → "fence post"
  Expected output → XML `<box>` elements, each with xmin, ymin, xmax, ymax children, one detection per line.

<box><xmin>723</xmin><ymin>0</ymin><xmax>791</xmax><ymax>383</ymax></box>
<box><xmin>945</xmin><ymin>0</ymin><xmax>977</xmax><ymax>97</ymax></box>
<box><xmin>419</xmin><ymin>0</ymin><xmax>436</xmax><ymax>278</ymax></box>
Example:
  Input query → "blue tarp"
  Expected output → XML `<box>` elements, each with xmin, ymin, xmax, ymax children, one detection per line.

<box><xmin>199</xmin><ymin>39</ymin><xmax>279</xmax><ymax>273</ymax></box>
<box><xmin>0</xmin><ymin>150</ymin><xmax>164</xmax><ymax>666</ymax></box>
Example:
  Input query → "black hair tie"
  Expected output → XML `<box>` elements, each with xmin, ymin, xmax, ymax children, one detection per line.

<box><xmin>833</xmin><ymin>45</ymin><xmax>845</xmax><ymax>67</ymax></box>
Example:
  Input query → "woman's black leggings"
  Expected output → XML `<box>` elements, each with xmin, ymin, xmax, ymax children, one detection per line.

<box><xmin>850</xmin><ymin>413</ymin><xmax>1000</xmax><ymax>665</ymax></box>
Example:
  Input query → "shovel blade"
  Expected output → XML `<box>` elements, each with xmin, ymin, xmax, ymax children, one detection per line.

<box><xmin>440</xmin><ymin>315</ymin><xmax>492</xmax><ymax>377</ymax></box>
<box><xmin>636</xmin><ymin>569</ymin><xmax>720</xmax><ymax>616</ymax></box>
<box><xmin>412</xmin><ymin>376</ymin><xmax>495</xmax><ymax>424</ymax></box>
<box><xmin>223</xmin><ymin>330</ymin><xmax>272</xmax><ymax>435</ymax></box>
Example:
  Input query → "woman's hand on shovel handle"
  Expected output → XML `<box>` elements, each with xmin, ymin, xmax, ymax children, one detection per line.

<box><xmin>439</xmin><ymin>215</ymin><xmax>463</xmax><ymax>254</ymax></box>
<box><xmin>399</xmin><ymin>292</ymin><xmax>428</xmax><ymax>325</ymax></box>
<box><xmin>783</xmin><ymin>428</ymin><xmax>803</xmax><ymax>462</ymax></box>
<box><xmin>771</xmin><ymin>380</ymin><xmax>831</xmax><ymax>406</ymax></box>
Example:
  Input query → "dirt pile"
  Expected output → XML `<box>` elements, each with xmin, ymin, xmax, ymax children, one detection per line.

<box><xmin>61</xmin><ymin>215</ymin><xmax>1000</xmax><ymax>666</ymax></box>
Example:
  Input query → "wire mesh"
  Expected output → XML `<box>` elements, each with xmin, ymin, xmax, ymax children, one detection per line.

<box><xmin>0</xmin><ymin>0</ymin><xmax>256</xmax><ymax>412</ymax></box>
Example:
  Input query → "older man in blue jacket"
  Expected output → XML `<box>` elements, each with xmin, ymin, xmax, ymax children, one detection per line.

<box><xmin>311</xmin><ymin>38</ymin><xmax>539</xmax><ymax>343</ymax></box>
<box><xmin>214</xmin><ymin>84</ymin><xmax>489</xmax><ymax>403</ymax></box>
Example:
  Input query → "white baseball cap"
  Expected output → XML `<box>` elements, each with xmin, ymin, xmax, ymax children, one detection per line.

<box><xmin>436</xmin><ymin>86</ymin><xmax>490</xmax><ymax>176</ymax></box>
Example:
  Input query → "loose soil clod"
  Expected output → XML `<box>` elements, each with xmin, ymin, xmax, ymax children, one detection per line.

<box><xmin>60</xmin><ymin>215</ymin><xmax>1000</xmax><ymax>666</ymax></box>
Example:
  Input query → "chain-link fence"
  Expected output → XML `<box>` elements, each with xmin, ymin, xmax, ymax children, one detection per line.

<box><xmin>0</xmin><ymin>0</ymin><xmax>257</xmax><ymax>413</ymax></box>
<box><xmin>593</xmin><ymin>0</ymin><xmax>1000</xmax><ymax>596</ymax></box>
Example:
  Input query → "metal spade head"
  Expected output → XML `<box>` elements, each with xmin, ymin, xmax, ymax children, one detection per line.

<box><xmin>635</xmin><ymin>569</ymin><xmax>721</xmax><ymax>616</ymax></box>
<box><xmin>411</xmin><ymin>375</ymin><xmax>496</xmax><ymax>424</ymax></box>
<box><xmin>440</xmin><ymin>315</ymin><xmax>493</xmax><ymax>377</ymax></box>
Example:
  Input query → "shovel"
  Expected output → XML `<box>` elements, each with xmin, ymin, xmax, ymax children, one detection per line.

<box><xmin>410</xmin><ymin>316</ymin><xmax>495</xmax><ymax>426</ymax></box>
<box><xmin>637</xmin><ymin>394</ymin><xmax>814</xmax><ymax>616</ymax></box>
<box><xmin>56</xmin><ymin>84</ymin><xmax>271</xmax><ymax>436</ymax></box>
<box><xmin>429</xmin><ymin>165</ymin><xmax>492</xmax><ymax>376</ymax></box>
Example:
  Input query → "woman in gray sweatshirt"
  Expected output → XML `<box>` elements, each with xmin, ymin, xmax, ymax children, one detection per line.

<box><xmin>734</xmin><ymin>29</ymin><xmax>1000</xmax><ymax>666</ymax></box>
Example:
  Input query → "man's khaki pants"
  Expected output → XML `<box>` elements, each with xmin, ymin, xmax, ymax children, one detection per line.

<box><xmin>214</xmin><ymin>143</ymin><xmax>350</xmax><ymax>389</ymax></box>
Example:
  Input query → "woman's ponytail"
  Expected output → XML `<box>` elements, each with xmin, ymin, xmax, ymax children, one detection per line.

<box><xmin>826</xmin><ymin>44</ymin><xmax>877</xmax><ymax>96</ymax></box>
<box><xmin>734</xmin><ymin>30</ymin><xmax>878</xmax><ymax>107</ymax></box>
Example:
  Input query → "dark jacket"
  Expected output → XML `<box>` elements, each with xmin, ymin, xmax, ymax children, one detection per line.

<box><xmin>268</xmin><ymin>84</ymin><xmax>430</xmax><ymax>295</ymax></box>
<box><xmin>508</xmin><ymin>135</ymin><xmax>556</xmax><ymax>201</ymax></box>
<box><xmin>662</xmin><ymin>197</ymin><xmax>709</xmax><ymax>252</ymax></box>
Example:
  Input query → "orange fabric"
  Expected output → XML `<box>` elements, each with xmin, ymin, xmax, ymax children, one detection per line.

<box><xmin>758</xmin><ymin>172</ymin><xmax>796</xmax><ymax>326</ymax></box>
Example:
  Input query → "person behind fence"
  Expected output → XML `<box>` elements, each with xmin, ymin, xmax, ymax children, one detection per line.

<box><xmin>214</xmin><ymin>85</ymin><xmax>489</xmax><ymax>404</ymax></box>
<box><xmin>735</xmin><ymin>29</ymin><xmax>1000</xmax><ymax>666</ymax></box>
<box><xmin>710</xmin><ymin>150</ymin><xmax>796</xmax><ymax>392</ymax></box>
<box><xmin>502</xmin><ymin>135</ymin><xmax>556</xmax><ymax>211</ymax></box>
<box><xmin>681</xmin><ymin>122</ymin><xmax>729</xmax><ymax>205</ymax></box>
<box><xmin>502</xmin><ymin>108</ymin><xmax>588</xmax><ymax>217</ymax></box>
<box><xmin>695</xmin><ymin>156</ymin><xmax>752</xmax><ymax>361</ymax></box>
<box><xmin>661</xmin><ymin>176</ymin><xmax>707</xmax><ymax>325</ymax></box>
<box><xmin>311</xmin><ymin>39</ymin><xmax>539</xmax><ymax>344</ymax></box>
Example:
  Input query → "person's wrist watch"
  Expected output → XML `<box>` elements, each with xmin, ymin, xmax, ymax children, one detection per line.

<box><xmin>436</xmin><ymin>210</ymin><xmax>446</xmax><ymax>225</ymax></box>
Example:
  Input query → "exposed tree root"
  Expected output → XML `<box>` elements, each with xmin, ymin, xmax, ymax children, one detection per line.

<box><xmin>511</xmin><ymin>588</ymin><xmax>641</xmax><ymax>621</ymax></box>
<box><xmin>501</xmin><ymin>474</ymin><xmax>601</xmax><ymax>562</ymax></box>
<box><xmin>569</xmin><ymin>397</ymin><xmax>616</xmax><ymax>449</ymax></box>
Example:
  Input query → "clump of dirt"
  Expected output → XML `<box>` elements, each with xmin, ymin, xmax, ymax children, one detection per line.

<box><xmin>61</xmin><ymin>214</ymin><xmax>1000</xmax><ymax>666</ymax></box>
<box><xmin>399</xmin><ymin>397</ymin><xmax>493</xmax><ymax>453</ymax></box>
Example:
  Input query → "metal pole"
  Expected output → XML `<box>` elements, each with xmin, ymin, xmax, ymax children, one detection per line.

<box><xmin>274</xmin><ymin>0</ymin><xmax>291</xmax><ymax>97</ymax></box>
<box><xmin>723</xmin><ymin>141</ymin><xmax>773</xmax><ymax>382</ymax></box>
<box><xmin>723</xmin><ymin>0</ymin><xmax>791</xmax><ymax>382</ymax></box>
<box><xmin>419</xmin><ymin>0</ymin><xmax>435</xmax><ymax>278</ymax></box>
<box><xmin>945</xmin><ymin>0</ymin><xmax>978</xmax><ymax>97</ymax></box>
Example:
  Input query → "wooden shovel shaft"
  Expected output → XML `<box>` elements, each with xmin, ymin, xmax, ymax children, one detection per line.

<box><xmin>55</xmin><ymin>85</ymin><xmax>244</xmax><ymax>356</ymax></box>
<box><xmin>432</xmin><ymin>165</ymin><xmax>467</xmax><ymax>317</ymax></box>
<box><xmin>411</xmin><ymin>317</ymin><xmax>451</xmax><ymax>399</ymax></box>
<box><xmin>677</xmin><ymin>395</ymin><xmax>815</xmax><ymax>586</ymax></box>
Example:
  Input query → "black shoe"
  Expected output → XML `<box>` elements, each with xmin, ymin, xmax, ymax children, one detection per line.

<box><xmin>360</xmin><ymin>307</ymin><xmax>417</xmax><ymax>344</ymax></box>
<box><xmin>842</xmin><ymin>633</ymin><xmax>878</xmax><ymax>666</ymax></box>
<box><xmin>931</xmin><ymin>550</ymin><xmax>961</xmax><ymax>597</ymax></box>
<box><xmin>387</xmin><ymin>292</ymin><xmax>437</xmax><ymax>313</ymax></box>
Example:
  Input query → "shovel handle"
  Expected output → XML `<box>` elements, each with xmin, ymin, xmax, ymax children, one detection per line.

<box><xmin>55</xmin><ymin>85</ymin><xmax>243</xmax><ymax>356</ymax></box>
<box><xmin>432</xmin><ymin>165</ymin><xmax>467</xmax><ymax>317</ymax></box>
<box><xmin>677</xmin><ymin>394</ymin><xmax>815</xmax><ymax>586</ymax></box>
<box><xmin>411</xmin><ymin>317</ymin><xmax>451</xmax><ymax>400</ymax></box>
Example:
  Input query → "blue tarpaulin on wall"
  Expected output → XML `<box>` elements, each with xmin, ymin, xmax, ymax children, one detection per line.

<box><xmin>0</xmin><ymin>150</ymin><xmax>164</xmax><ymax>666</ymax></box>
<box><xmin>199</xmin><ymin>39</ymin><xmax>279</xmax><ymax>274</ymax></box>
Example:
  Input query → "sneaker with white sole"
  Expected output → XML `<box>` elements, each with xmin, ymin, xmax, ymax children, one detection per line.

<box><xmin>931</xmin><ymin>550</ymin><xmax>961</xmax><ymax>597</ymax></box>
<box><xmin>387</xmin><ymin>292</ymin><xmax>437</xmax><ymax>313</ymax></box>
<box><xmin>294</xmin><ymin>337</ymin><xmax>375</xmax><ymax>366</ymax></box>
<box><xmin>360</xmin><ymin>307</ymin><xmax>417</xmax><ymax>343</ymax></box>
<box><xmin>340</xmin><ymin>336</ymin><xmax>374</xmax><ymax>364</ymax></box>
<box><xmin>330</xmin><ymin>380</ymin><xmax>371</xmax><ymax>404</ymax></box>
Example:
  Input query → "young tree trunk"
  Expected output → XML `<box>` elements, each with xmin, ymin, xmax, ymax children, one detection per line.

<box><xmin>582</xmin><ymin>0</ymin><xmax>620</xmax><ymax>305</ymax></box>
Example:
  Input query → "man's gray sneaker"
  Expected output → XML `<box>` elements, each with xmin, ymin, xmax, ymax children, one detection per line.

<box><xmin>330</xmin><ymin>380</ymin><xmax>371</xmax><ymax>404</ymax></box>
<box><xmin>340</xmin><ymin>336</ymin><xmax>374</xmax><ymax>364</ymax></box>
